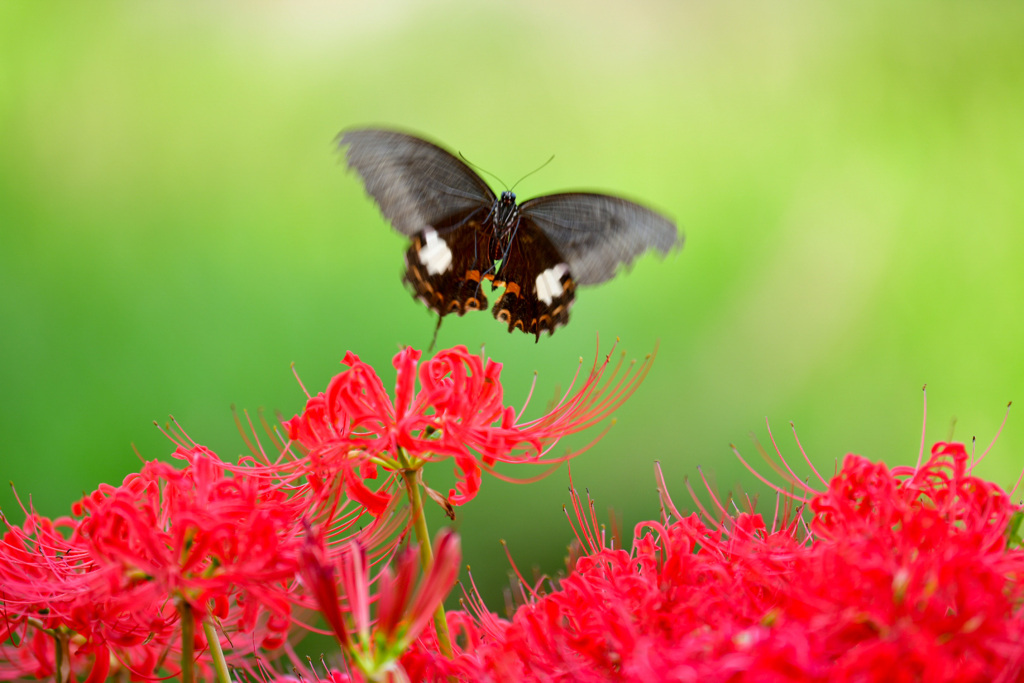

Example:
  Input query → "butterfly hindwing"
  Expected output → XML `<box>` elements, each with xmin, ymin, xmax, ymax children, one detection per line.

<box><xmin>491</xmin><ymin>218</ymin><xmax>576</xmax><ymax>341</ymax></box>
<box><xmin>403</xmin><ymin>214</ymin><xmax>495</xmax><ymax>319</ymax></box>
<box><xmin>518</xmin><ymin>193</ymin><xmax>679</xmax><ymax>286</ymax></box>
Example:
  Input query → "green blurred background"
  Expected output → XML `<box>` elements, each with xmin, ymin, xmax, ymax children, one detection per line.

<box><xmin>3</xmin><ymin>1</ymin><xmax>1024</xmax><ymax>610</ymax></box>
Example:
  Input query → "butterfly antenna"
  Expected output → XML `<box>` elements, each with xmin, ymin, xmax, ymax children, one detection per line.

<box><xmin>459</xmin><ymin>152</ymin><xmax>508</xmax><ymax>190</ymax></box>
<box><xmin>511</xmin><ymin>155</ymin><xmax>555</xmax><ymax>191</ymax></box>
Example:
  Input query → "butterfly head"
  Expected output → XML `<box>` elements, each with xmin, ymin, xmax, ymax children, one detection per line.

<box><xmin>495</xmin><ymin>191</ymin><xmax>519</xmax><ymax>228</ymax></box>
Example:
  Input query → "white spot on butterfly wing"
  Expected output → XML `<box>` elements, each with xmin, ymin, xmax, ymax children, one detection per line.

<box><xmin>418</xmin><ymin>228</ymin><xmax>453</xmax><ymax>275</ymax></box>
<box><xmin>535</xmin><ymin>263</ymin><xmax>570</xmax><ymax>305</ymax></box>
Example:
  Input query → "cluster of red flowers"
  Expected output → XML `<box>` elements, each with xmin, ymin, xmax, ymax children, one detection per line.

<box><xmin>4</xmin><ymin>343</ymin><xmax>1024</xmax><ymax>682</ymax></box>
<box><xmin>0</xmin><ymin>344</ymin><xmax>647</xmax><ymax>682</ymax></box>
<box><xmin>0</xmin><ymin>442</ymin><xmax>382</xmax><ymax>682</ymax></box>
<box><xmin>387</xmin><ymin>441</ymin><xmax>1024</xmax><ymax>682</ymax></box>
<box><xmin>284</xmin><ymin>343</ymin><xmax>648</xmax><ymax>514</ymax></box>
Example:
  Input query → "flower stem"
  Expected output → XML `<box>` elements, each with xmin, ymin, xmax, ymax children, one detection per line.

<box><xmin>398</xmin><ymin>452</ymin><xmax>453</xmax><ymax>659</ymax></box>
<box><xmin>53</xmin><ymin>630</ymin><xmax>70</xmax><ymax>683</ymax></box>
<box><xmin>203</xmin><ymin>620</ymin><xmax>231</xmax><ymax>683</ymax></box>
<box><xmin>179</xmin><ymin>601</ymin><xmax>195</xmax><ymax>683</ymax></box>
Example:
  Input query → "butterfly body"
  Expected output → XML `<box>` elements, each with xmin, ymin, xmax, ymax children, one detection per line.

<box><xmin>341</xmin><ymin>128</ymin><xmax>680</xmax><ymax>340</ymax></box>
<box><xmin>491</xmin><ymin>190</ymin><xmax>525</xmax><ymax>250</ymax></box>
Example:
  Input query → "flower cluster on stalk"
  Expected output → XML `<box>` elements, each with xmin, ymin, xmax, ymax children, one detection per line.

<box><xmin>283</xmin><ymin>343</ymin><xmax>650</xmax><ymax>513</ymax></box>
<box><xmin>1</xmin><ymin>342</ymin><xmax>646</xmax><ymax>682</ymax></box>
<box><xmin>0</xmin><ymin>442</ymin><xmax>391</xmax><ymax>682</ymax></box>
<box><xmin>396</xmin><ymin>440</ymin><xmax>1024</xmax><ymax>682</ymax></box>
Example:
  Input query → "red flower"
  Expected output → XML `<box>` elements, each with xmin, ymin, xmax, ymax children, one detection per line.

<box><xmin>300</xmin><ymin>526</ymin><xmax>461</xmax><ymax>681</ymax></box>
<box><xmin>403</xmin><ymin>441</ymin><xmax>1024</xmax><ymax>682</ymax></box>
<box><xmin>0</xmin><ymin>444</ymin><xmax>327</xmax><ymax>680</ymax></box>
<box><xmin>70</xmin><ymin>446</ymin><xmax>308</xmax><ymax>652</ymax></box>
<box><xmin>285</xmin><ymin>342</ymin><xmax>653</xmax><ymax>514</ymax></box>
<box><xmin>0</xmin><ymin>488</ymin><xmax>177</xmax><ymax>681</ymax></box>
<box><xmin>377</xmin><ymin>529</ymin><xmax>461</xmax><ymax>649</ymax></box>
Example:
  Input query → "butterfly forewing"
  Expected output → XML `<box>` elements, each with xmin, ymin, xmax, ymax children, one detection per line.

<box><xmin>519</xmin><ymin>193</ymin><xmax>679</xmax><ymax>286</ymax></box>
<box><xmin>341</xmin><ymin>129</ymin><xmax>495</xmax><ymax>237</ymax></box>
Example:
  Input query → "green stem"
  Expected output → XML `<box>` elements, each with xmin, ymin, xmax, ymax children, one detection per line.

<box><xmin>397</xmin><ymin>453</ymin><xmax>453</xmax><ymax>659</ymax></box>
<box><xmin>203</xmin><ymin>620</ymin><xmax>231</xmax><ymax>683</ymax></box>
<box><xmin>53</xmin><ymin>630</ymin><xmax>70</xmax><ymax>683</ymax></box>
<box><xmin>179</xmin><ymin>601</ymin><xmax>195</xmax><ymax>683</ymax></box>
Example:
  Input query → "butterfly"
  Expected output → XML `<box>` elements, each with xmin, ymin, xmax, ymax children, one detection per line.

<box><xmin>339</xmin><ymin>128</ymin><xmax>681</xmax><ymax>342</ymax></box>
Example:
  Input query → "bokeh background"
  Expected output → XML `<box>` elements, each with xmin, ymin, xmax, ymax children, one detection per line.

<box><xmin>3</xmin><ymin>1</ymin><xmax>1024</xmax><ymax>613</ymax></box>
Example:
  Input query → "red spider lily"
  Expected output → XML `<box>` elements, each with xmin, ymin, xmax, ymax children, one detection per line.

<box><xmin>285</xmin><ymin>342</ymin><xmax>653</xmax><ymax>513</ymax></box>
<box><xmin>0</xmin><ymin>489</ymin><xmax>177</xmax><ymax>682</ymax></box>
<box><xmin>376</xmin><ymin>530</ymin><xmax>461</xmax><ymax>650</ymax></box>
<box><xmin>71</xmin><ymin>446</ymin><xmax>308</xmax><ymax>652</ymax></box>
<box><xmin>0</xmin><ymin>444</ymin><xmax>325</xmax><ymax>681</ymax></box>
<box><xmin>0</xmin><ymin>510</ymin><xmax>83</xmax><ymax>639</ymax></box>
<box><xmin>400</xmin><ymin>441</ymin><xmax>1024</xmax><ymax>682</ymax></box>
<box><xmin>0</xmin><ymin>509</ymin><xmax>113</xmax><ymax>683</ymax></box>
<box><xmin>300</xmin><ymin>527</ymin><xmax>461</xmax><ymax>682</ymax></box>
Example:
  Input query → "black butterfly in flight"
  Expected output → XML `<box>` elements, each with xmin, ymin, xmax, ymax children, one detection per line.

<box><xmin>340</xmin><ymin>128</ymin><xmax>681</xmax><ymax>342</ymax></box>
